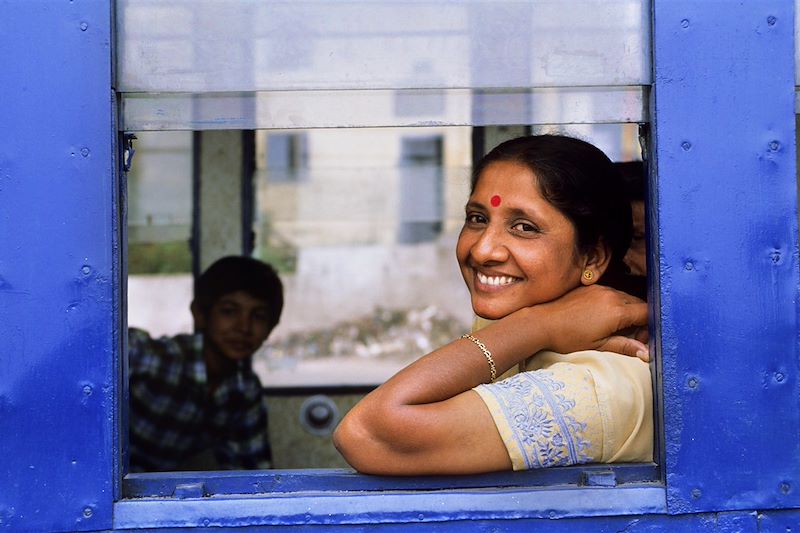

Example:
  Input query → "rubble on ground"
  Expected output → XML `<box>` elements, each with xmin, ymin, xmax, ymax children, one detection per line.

<box><xmin>257</xmin><ymin>305</ymin><xmax>468</xmax><ymax>364</ymax></box>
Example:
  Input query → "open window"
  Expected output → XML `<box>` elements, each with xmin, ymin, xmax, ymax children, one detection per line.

<box><xmin>125</xmin><ymin>121</ymin><xmax>651</xmax><ymax>473</ymax></box>
<box><xmin>115</xmin><ymin>0</ymin><xmax>664</xmax><ymax>526</ymax></box>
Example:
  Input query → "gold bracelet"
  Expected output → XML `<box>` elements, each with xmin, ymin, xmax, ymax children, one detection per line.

<box><xmin>461</xmin><ymin>333</ymin><xmax>497</xmax><ymax>383</ymax></box>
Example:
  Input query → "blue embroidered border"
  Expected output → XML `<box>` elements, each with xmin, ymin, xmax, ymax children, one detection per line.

<box><xmin>483</xmin><ymin>371</ymin><xmax>591</xmax><ymax>469</ymax></box>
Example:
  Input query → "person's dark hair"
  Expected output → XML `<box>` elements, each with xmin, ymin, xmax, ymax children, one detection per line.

<box><xmin>194</xmin><ymin>256</ymin><xmax>284</xmax><ymax>330</ymax></box>
<box><xmin>471</xmin><ymin>134</ymin><xmax>632</xmax><ymax>287</ymax></box>
<box><xmin>614</xmin><ymin>160</ymin><xmax>646</xmax><ymax>203</ymax></box>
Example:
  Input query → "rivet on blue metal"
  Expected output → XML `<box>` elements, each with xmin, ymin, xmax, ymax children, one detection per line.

<box><xmin>680</xmin><ymin>19</ymin><xmax>690</xmax><ymax>28</ymax></box>
<box><xmin>767</xmin><ymin>15</ymin><xmax>777</xmax><ymax>26</ymax></box>
<box><xmin>681</xmin><ymin>141</ymin><xmax>692</xmax><ymax>151</ymax></box>
<box><xmin>122</xmin><ymin>133</ymin><xmax>137</xmax><ymax>172</ymax></box>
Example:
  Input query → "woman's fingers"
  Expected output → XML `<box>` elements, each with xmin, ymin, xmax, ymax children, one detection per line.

<box><xmin>597</xmin><ymin>336</ymin><xmax>650</xmax><ymax>362</ymax></box>
<box><xmin>632</xmin><ymin>326</ymin><xmax>649</xmax><ymax>344</ymax></box>
<box><xmin>534</xmin><ymin>285</ymin><xmax>650</xmax><ymax>355</ymax></box>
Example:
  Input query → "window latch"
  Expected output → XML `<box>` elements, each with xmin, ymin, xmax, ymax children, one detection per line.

<box><xmin>122</xmin><ymin>132</ymin><xmax>137</xmax><ymax>172</ymax></box>
<box><xmin>172</xmin><ymin>482</ymin><xmax>207</xmax><ymax>499</ymax></box>
<box><xmin>579</xmin><ymin>469</ymin><xmax>618</xmax><ymax>488</ymax></box>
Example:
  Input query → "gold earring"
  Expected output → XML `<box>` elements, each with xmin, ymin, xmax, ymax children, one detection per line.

<box><xmin>583</xmin><ymin>270</ymin><xmax>594</xmax><ymax>281</ymax></box>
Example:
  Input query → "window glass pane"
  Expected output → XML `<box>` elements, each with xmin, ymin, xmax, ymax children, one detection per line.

<box><xmin>118</xmin><ymin>1</ymin><xmax>649</xmax><ymax>130</ymax></box>
<box><xmin>117</xmin><ymin>0</ymin><xmax>650</xmax><ymax>93</ymax></box>
<box><xmin>253</xmin><ymin>127</ymin><xmax>473</xmax><ymax>387</ymax></box>
<box><xmin>127</xmin><ymin>131</ymin><xmax>194</xmax><ymax>337</ymax></box>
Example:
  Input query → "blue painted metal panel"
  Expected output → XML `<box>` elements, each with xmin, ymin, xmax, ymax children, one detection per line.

<box><xmin>113</xmin><ymin>512</ymin><xmax>719</xmax><ymax>532</ymax></box>
<box><xmin>0</xmin><ymin>1</ymin><xmax>117</xmax><ymax>531</ymax></box>
<box><xmin>122</xmin><ymin>464</ymin><xmax>658</xmax><ymax>498</ymax></box>
<box><xmin>652</xmin><ymin>0</ymin><xmax>799</xmax><ymax>514</ymax></box>
<box><xmin>115</xmin><ymin>486</ymin><xmax>666</xmax><ymax>529</ymax></box>
<box><xmin>716</xmin><ymin>512</ymin><xmax>758</xmax><ymax>533</ymax></box>
<box><xmin>759</xmin><ymin>509</ymin><xmax>800</xmax><ymax>532</ymax></box>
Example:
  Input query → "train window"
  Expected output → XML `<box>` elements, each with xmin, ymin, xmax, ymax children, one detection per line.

<box><xmin>116</xmin><ymin>0</ymin><xmax>662</xmax><ymax>521</ymax></box>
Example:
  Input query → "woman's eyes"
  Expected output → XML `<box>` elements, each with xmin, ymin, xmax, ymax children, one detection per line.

<box><xmin>511</xmin><ymin>221</ymin><xmax>540</xmax><ymax>233</ymax></box>
<box><xmin>465</xmin><ymin>212</ymin><xmax>487</xmax><ymax>225</ymax></box>
<box><xmin>464</xmin><ymin>213</ymin><xmax>540</xmax><ymax>234</ymax></box>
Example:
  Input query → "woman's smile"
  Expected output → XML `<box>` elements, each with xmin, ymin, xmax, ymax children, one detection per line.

<box><xmin>474</xmin><ymin>271</ymin><xmax>521</xmax><ymax>290</ymax></box>
<box><xmin>456</xmin><ymin>160</ymin><xmax>586</xmax><ymax>319</ymax></box>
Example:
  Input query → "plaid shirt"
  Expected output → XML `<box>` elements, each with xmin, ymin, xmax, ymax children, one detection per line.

<box><xmin>128</xmin><ymin>328</ymin><xmax>271</xmax><ymax>472</ymax></box>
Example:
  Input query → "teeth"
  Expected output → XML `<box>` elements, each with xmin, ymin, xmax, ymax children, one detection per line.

<box><xmin>477</xmin><ymin>272</ymin><xmax>516</xmax><ymax>286</ymax></box>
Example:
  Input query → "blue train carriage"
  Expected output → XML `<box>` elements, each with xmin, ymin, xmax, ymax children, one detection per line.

<box><xmin>1</xmin><ymin>0</ymin><xmax>798</xmax><ymax>531</ymax></box>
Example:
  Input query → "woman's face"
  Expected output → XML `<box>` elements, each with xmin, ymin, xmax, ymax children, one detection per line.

<box><xmin>456</xmin><ymin>161</ymin><xmax>586</xmax><ymax>320</ymax></box>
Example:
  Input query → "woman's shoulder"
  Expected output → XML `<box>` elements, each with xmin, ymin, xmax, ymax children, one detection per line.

<box><xmin>521</xmin><ymin>350</ymin><xmax>653</xmax><ymax>463</ymax></box>
<box><xmin>525</xmin><ymin>350</ymin><xmax>652</xmax><ymax>416</ymax></box>
<box><xmin>526</xmin><ymin>349</ymin><xmax>650</xmax><ymax>376</ymax></box>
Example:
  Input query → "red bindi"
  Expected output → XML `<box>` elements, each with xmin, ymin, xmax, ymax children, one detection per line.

<box><xmin>490</xmin><ymin>195</ymin><xmax>501</xmax><ymax>207</ymax></box>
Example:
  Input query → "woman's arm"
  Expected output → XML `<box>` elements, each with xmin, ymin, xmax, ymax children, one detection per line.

<box><xmin>333</xmin><ymin>285</ymin><xmax>648</xmax><ymax>475</ymax></box>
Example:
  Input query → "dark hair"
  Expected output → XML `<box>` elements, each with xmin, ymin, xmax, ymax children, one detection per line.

<box><xmin>614</xmin><ymin>160</ymin><xmax>646</xmax><ymax>202</ymax></box>
<box><xmin>194</xmin><ymin>256</ymin><xmax>284</xmax><ymax>330</ymax></box>
<box><xmin>471</xmin><ymin>135</ymin><xmax>632</xmax><ymax>286</ymax></box>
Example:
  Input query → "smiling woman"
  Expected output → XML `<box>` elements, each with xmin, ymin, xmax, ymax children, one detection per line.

<box><xmin>333</xmin><ymin>135</ymin><xmax>652</xmax><ymax>475</ymax></box>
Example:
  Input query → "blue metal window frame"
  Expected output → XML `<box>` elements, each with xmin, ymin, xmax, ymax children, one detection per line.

<box><xmin>0</xmin><ymin>1</ymin><xmax>119</xmax><ymax>531</ymax></box>
<box><xmin>652</xmin><ymin>0</ymin><xmax>800</xmax><ymax>514</ymax></box>
<box><xmin>2</xmin><ymin>1</ymin><xmax>799</xmax><ymax>531</ymax></box>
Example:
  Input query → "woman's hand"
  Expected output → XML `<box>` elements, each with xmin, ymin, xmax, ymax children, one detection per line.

<box><xmin>533</xmin><ymin>285</ymin><xmax>650</xmax><ymax>361</ymax></box>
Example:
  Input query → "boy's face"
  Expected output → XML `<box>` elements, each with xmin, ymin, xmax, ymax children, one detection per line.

<box><xmin>194</xmin><ymin>290</ymin><xmax>274</xmax><ymax>361</ymax></box>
